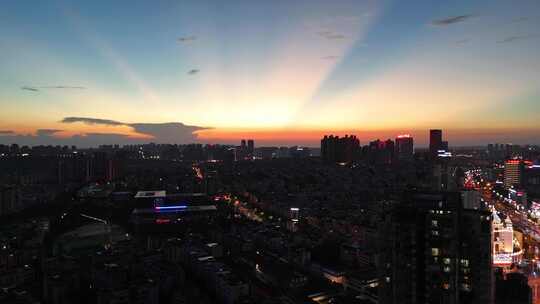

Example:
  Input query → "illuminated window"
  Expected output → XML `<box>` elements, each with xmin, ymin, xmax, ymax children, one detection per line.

<box><xmin>442</xmin><ymin>282</ymin><xmax>450</xmax><ymax>290</ymax></box>
<box><xmin>432</xmin><ymin>230</ymin><xmax>439</xmax><ymax>236</ymax></box>
<box><xmin>461</xmin><ymin>283</ymin><xmax>471</xmax><ymax>291</ymax></box>
<box><xmin>432</xmin><ymin>220</ymin><xmax>438</xmax><ymax>227</ymax></box>
<box><xmin>432</xmin><ymin>248</ymin><xmax>439</xmax><ymax>256</ymax></box>
<box><xmin>443</xmin><ymin>266</ymin><xmax>451</xmax><ymax>272</ymax></box>
<box><xmin>443</xmin><ymin>258</ymin><xmax>451</xmax><ymax>265</ymax></box>
<box><xmin>460</xmin><ymin>259</ymin><xmax>469</xmax><ymax>267</ymax></box>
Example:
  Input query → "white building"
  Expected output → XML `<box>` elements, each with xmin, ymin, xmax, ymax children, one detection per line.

<box><xmin>492</xmin><ymin>210</ymin><xmax>515</xmax><ymax>266</ymax></box>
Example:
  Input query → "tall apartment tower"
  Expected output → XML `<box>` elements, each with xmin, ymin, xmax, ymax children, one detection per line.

<box><xmin>504</xmin><ymin>159</ymin><xmax>523</xmax><ymax>189</ymax></box>
<box><xmin>247</xmin><ymin>139</ymin><xmax>254</xmax><ymax>154</ymax></box>
<box><xmin>378</xmin><ymin>191</ymin><xmax>493</xmax><ymax>304</ymax></box>
<box><xmin>288</xmin><ymin>207</ymin><xmax>300</xmax><ymax>232</ymax></box>
<box><xmin>321</xmin><ymin>135</ymin><xmax>360</xmax><ymax>163</ymax></box>
<box><xmin>430</xmin><ymin>129</ymin><xmax>443</xmax><ymax>156</ymax></box>
<box><xmin>395</xmin><ymin>134</ymin><xmax>414</xmax><ymax>161</ymax></box>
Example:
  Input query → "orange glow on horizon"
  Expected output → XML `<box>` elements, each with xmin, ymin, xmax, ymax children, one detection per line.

<box><xmin>195</xmin><ymin>128</ymin><xmax>420</xmax><ymax>145</ymax></box>
<box><xmin>196</xmin><ymin>127</ymin><xmax>540</xmax><ymax>146</ymax></box>
<box><xmin>2</xmin><ymin>123</ymin><xmax>540</xmax><ymax>147</ymax></box>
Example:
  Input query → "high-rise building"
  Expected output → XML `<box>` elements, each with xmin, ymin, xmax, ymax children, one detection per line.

<box><xmin>321</xmin><ymin>135</ymin><xmax>360</xmax><ymax>163</ymax></box>
<box><xmin>504</xmin><ymin>159</ymin><xmax>523</xmax><ymax>189</ymax></box>
<box><xmin>384</xmin><ymin>139</ymin><xmax>396</xmax><ymax>162</ymax></box>
<box><xmin>432</xmin><ymin>163</ymin><xmax>462</xmax><ymax>191</ymax></box>
<box><xmin>321</xmin><ymin>135</ymin><xmax>337</xmax><ymax>162</ymax></box>
<box><xmin>0</xmin><ymin>186</ymin><xmax>20</xmax><ymax>216</ymax></box>
<box><xmin>395</xmin><ymin>134</ymin><xmax>414</xmax><ymax>161</ymax></box>
<box><xmin>237</xmin><ymin>139</ymin><xmax>249</xmax><ymax>160</ymax></box>
<box><xmin>366</xmin><ymin>139</ymin><xmax>395</xmax><ymax>164</ymax></box>
<box><xmin>430</xmin><ymin>129</ymin><xmax>443</xmax><ymax>156</ymax></box>
<box><xmin>93</xmin><ymin>151</ymin><xmax>108</xmax><ymax>180</ymax></box>
<box><xmin>106</xmin><ymin>158</ymin><xmax>119</xmax><ymax>181</ymax></box>
<box><xmin>378</xmin><ymin>191</ymin><xmax>493</xmax><ymax>304</ymax></box>
<box><xmin>524</xmin><ymin>163</ymin><xmax>540</xmax><ymax>198</ymax></box>
<box><xmin>247</xmin><ymin>139</ymin><xmax>254</xmax><ymax>154</ymax></box>
<box><xmin>288</xmin><ymin>207</ymin><xmax>300</xmax><ymax>232</ymax></box>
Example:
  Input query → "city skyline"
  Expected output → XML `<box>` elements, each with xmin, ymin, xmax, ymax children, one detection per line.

<box><xmin>3</xmin><ymin>2</ymin><xmax>540</xmax><ymax>303</ymax></box>
<box><xmin>1</xmin><ymin>0</ymin><xmax>540</xmax><ymax>147</ymax></box>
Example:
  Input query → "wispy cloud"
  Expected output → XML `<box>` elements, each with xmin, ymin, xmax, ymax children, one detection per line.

<box><xmin>42</xmin><ymin>86</ymin><xmax>86</xmax><ymax>89</ymax></box>
<box><xmin>321</xmin><ymin>55</ymin><xmax>340</xmax><ymax>60</ymax></box>
<box><xmin>61</xmin><ymin>117</ymin><xmax>124</xmax><ymax>126</ymax></box>
<box><xmin>318</xmin><ymin>31</ymin><xmax>347</xmax><ymax>40</ymax></box>
<box><xmin>36</xmin><ymin>129</ymin><xmax>63</xmax><ymax>136</ymax></box>
<box><xmin>507</xmin><ymin>17</ymin><xmax>529</xmax><ymax>24</ymax></box>
<box><xmin>497</xmin><ymin>34</ymin><xmax>537</xmax><ymax>43</ymax></box>
<box><xmin>0</xmin><ymin>130</ymin><xmax>15</xmax><ymax>135</ymax></box>
<box><xmin>431</xmin><ymin>15</ymin><xmax>473</xmax><ymax>26</ymax></box>
<box><xmin>455</xmin><ymin>39</ymin><xmax>470</xmax><ymax>45</ymax></box>
<box><xmin>326</xmin><ymin>34</ymin><xmax>346</xmax><ymax>40</ymax></box>
<box><xmin>177</xmin><ymin>35</ymin><xmax>197</xmax><ymax>43</ymax></box>
<box><xmin>21</xmin><ymin>86</ymin><xmax>40</xmax><ymax>92</ymax></box>
<box><xmin>21</xmin><ymin>85</ymin><xmax>86</xmax><ymax>92</ymax></box>
<box><xmin>188</xmin><ymin>69</ymin><xmax>199</xmax><ymax>75</ymax></box>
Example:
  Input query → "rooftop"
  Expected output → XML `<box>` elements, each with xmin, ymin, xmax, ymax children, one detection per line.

<box><xmin>134</xmin><ymin>190</ymin><xmax>166</xmax><ymax>198</ymax></box>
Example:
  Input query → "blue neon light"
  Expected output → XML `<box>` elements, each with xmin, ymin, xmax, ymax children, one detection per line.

<box><xmin>155</xmin><ymin>205</ymin><xmax>188</xmax><ymax>210</ymax></box>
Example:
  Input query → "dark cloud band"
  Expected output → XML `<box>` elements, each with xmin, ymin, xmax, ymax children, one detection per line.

<box><xmin>61</xmin><ymin>117</ymin><xmax>125</xmax><ymax>126</ymax></box>
<box><xmin>59</xmin><ymin>116</ymin><xmax>212</xmax><ymax>145</ymax></box>
<box><xmin>497</xmin><ymin>34</ymin><xmax>537</xmax><ymax>43</ymax></box>
<box><xmin>431</xmin><ymin>15</ymin><xmax>473</xmax><ymax>26</ymax></box>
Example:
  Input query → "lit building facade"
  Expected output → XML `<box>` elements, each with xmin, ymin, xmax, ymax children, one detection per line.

<box><xmin>492</xmin><ymin>211</ymin><xmax>516</xmax><ymax>266</ymax></box>
<box><xmin>504</xmin><ymin>159</ymin><xmax>523</xmax><ymax>189</ymax></box>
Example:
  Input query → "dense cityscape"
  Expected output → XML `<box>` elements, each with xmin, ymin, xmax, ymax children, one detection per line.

<box><xmin>0</xmin><ymin>129</ymin><xmax>539</xmax><ymax>303</ymax></box>
<box><xmin>2</xmin><ymin>0</ymin><xmax>540</xmax><ymax>303</ymax></box>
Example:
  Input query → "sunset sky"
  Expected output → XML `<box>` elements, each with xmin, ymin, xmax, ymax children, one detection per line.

<box><xmin>1</xmin><ymin>0</ymin><xmax>539</xmax><ymax>147</ymax></box>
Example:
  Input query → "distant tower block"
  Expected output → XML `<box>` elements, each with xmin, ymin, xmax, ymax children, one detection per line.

<box><xmin>290</xmin><ymin>207</ymin><xmax>299</xmax><ymax>220</ymax></box>
<box><xmin>247</xmin><ymin>139</ymin><xmax>254</xmax><ymax>154</ymax></box>
<box><xmin>289</xmin><ymin>207</ymin><xmax>300</xmax><ymax>232</ymax></box>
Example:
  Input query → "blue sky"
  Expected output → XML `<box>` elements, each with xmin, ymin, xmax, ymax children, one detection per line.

<box><xmin>0</xmin><ymin>0</ymin><xmax>539</xmax><ymax>146</ymax></box>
